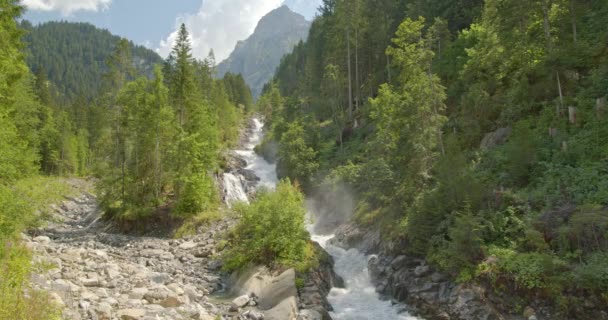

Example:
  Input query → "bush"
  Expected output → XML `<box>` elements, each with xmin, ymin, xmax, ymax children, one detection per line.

<box><xmin>490</xmin><ymin>249</ymin><xmax>568</xmax><ymax>291</ymax></box>
<box><xmin>224</xmin><ymin>180</ymin><xmax>310</xmax><ymax>271</ymax></box>
<box><xmin>572</xmin><ymin>252</ymin><xmax>608</xmax><ymax>292</ymax></box>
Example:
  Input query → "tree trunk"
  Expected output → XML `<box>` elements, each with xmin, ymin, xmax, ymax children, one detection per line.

<box><xmin>596</xmin><ymin>97</ymin><xmax>606</xmax><ymax>118</ymax></box>
<box><xmin>557</xmin><ymin>72</ymin><xmax>564</xmax><ymax>115</ymax></box>
<box><xmin>568</xmin><ymin>106</ymin><xmax>577</xmax><ymax>124</ymax></box>
<box><xmin>570</xmin><ymin>0</ymin><xmax>577</xmax><ymax>43</ymax></box>
<box><xmin>346</xmin><ymin>26</ymin><xmax>353</xmax><ymax>123</ymax></box>
<box><xmin>355</xmin><ymin>26</ymin><xmax>361</xmax><ymax>128</ymax></box>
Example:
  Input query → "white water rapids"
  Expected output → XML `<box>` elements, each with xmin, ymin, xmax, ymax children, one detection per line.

<box><xmin>223</xmin><ymin>118</ymin><xmax>420</xmax><ymax>319</ymax></box>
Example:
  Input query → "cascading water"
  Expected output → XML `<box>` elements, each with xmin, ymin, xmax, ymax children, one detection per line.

<box><xmin>223</xmin><ymin>173</ymin><xmax>249</xmax><ymax>207</ymax></box>
<box><xmin>309</xmin><ymin>227</ymin><xmax>420</xmax><ymax>320</ymax></box>
<box><xmin>228</xmin><ymin>117</ymin><xmax>420</xmax><ymax>319</ymax></box>
<box><xmin>223</xmin><ymin>118</ymin><xmax>278</xmax><ymax>206</ymax></box>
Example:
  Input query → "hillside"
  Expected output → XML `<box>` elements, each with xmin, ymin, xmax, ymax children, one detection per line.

<box><xmin>20</xmin><ymin>21</ymin><xmax>163</xmax><ymax>103</ymax></box>
<box><xmin>216</xmin><ymin>6</ymin><xmax>310</xmax><ymax>98</ymax></box>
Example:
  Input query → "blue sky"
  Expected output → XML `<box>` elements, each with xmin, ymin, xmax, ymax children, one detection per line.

<box><xmin>22</xmin><ymin>0</ymin><xmax>321</xmax><ymax>61</ymax></box>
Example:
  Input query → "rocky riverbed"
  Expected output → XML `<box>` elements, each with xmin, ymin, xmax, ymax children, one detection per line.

<box><xmin>26</xmin><ymin>187</ymin><xmax>233</xmax><ymax>320</ymax></box>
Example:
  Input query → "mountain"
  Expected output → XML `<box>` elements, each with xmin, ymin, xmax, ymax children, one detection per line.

<box><xmin>216</xmin><ymin>6</ymin><xmax>311</xmax><ymax>99</ymax></box>
<box><xmin>20</xmin><ymin>21</ymin><xmax>163</xmax><ymax>103</ymax></box>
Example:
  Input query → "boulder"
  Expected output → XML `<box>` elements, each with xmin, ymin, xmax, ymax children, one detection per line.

<box><xmin>480</xmin><ymin>127</ymin><xmax>511</xmax><ymax>150</ymax></box>
<box><xmin>258</xmin><ymin>269</ymin><xmax>298</xmax><ymax>310</ymax></box>
<box><xmin>264</xmin><ymin>296</ymin><xmax>298</xmax><ymax>320</ymax></box>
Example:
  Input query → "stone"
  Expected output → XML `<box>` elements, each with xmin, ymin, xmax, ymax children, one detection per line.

<box><xmin>263</xmin><ymin>296</ymin><xmax>298</xmax><ymax>320</ymax></box>
<box><xmin>297</xmin><ymin>309</ymin><xmax>322</xmax><ymax>320</ymax></box>
<box><xmin>431</xmin><ymin>272</ymin><xmax>447</xmax><ymax>282</ymax></box>
<box><xmin>167</xmin><ymin>283</ymin><xmax>184</xmax><ymax>295</ymax></box>
<box><xmin>179</xmin><ymin>241</ymin><xmax>198</xmax><ymax>250</ymax></box>
<box><xmin>148</xmin><ymin>272</ymin><xmax>171</xmax><ymax>285</ymax></box>
<box><xmin>523</xmin><ymin>306</ymin><xmax>536</xmax><ymax>318</ymax></box>
<box><xmin>258</xmin><ymin>269</ymin><xmax>298</xmax><ymax>310</ymax></box>
<box><xmin>232</xmin><ymin>294</ymin><xmax>251</xmax><ymax>308</ymax></box>
<box><xmin>96</xmin><ymin>302</ymin><xmax>112</xmax><ymax>320</ymax></box>
<box><xmin>243</xmin><ymin>309</ymin><xmax>265</xmax><ymax>320</ymax></box>
<box><xmin>480</xmin><ymin>127</ymin><xmax>512</xmax><ymax>150</ymax></box>
<box><xmin>390</xmin><ymin>256</ymin><xmax>409</xmax><ymax>270</ymax></box>
<box><xmin>367</xmin><ymin>255</ymin><xmax>383</xmax><ymax>282</ymax></box>
<box><xmin>414</xmin><ymin>265</ymin><xmax>431</xmax><ymax>277</ymax></box>
<box><xmin>81</xmin><ymin>277</ymin><xmax>99</xmax><ymax>287</ymax></box>
<box><xmin>49</xmin><ymin>292</ymin><xmax>65</xmax><ymax>307</ymax></box>
<box><xmin>159</xmin><ymin>295</ymin><xmax>183</xmax><ymax>308</ymax></box>
<box><xmin>184</xmin><ymin>284</ymin><xmax>202</xmax><ymax>301</ymax></box>
<box><xmin>144</xmin><ymin>286</ymin><xmax>171</xmax><ymax>303</ymax></box>
<box><xmin>118</xmin><ymin>308</ymin><xmax>146</xmax><ymax>320</ymax></box>
<box><xmin>34</xmin><ymin>236</ymin><xmax>51</xmax><ymax>244</ymax></box>
<box><xmin>129</xmin><ymin>287</ymin><xmax>148</xmax><ymax>300</ymax></box>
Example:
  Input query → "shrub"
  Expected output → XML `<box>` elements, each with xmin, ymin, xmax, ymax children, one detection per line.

<box><xmin>224</xmin><ymin>180</ymin><xmax>309</xmax><ymax>271</ymax></box>
<box><xmin>572</xmin><ymin>252</ymin><xmax>608</xmax><ymax>292</ymax></box>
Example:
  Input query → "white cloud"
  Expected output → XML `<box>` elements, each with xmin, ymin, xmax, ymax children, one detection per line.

<box><xmin>157</xmin><ymin>0</ymin><xmax>283</xmax><ymax>61</ymax></box>
<box><xmin>22</xmin><ymin>0</ymin><xmax>111</xmax><ymax>15</ymax></box>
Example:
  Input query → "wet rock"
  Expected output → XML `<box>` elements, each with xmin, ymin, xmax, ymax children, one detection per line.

<box><xmin>414</xmin><ymin>265</ymin><xmax>431</xmax><ymax>277</ymax></box>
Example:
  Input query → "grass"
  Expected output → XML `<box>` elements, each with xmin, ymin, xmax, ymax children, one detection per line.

<box><xmin>0</xmin><ymin>176</ymin><xmax>82</xmax><ymax>320</ymax></box>
<box><xmin>173</xmin><ymin>209</ymin><xmax>223</xmax><ymax>238</ymax></box>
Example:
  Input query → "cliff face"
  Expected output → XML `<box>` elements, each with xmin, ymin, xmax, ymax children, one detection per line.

<box><xmin>216</xmin><ymin>6</ymin><xmax>311</xmax><ymax>98</ymax></box>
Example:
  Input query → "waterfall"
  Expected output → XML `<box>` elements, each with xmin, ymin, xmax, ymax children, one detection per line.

<box><xmin>227</xmin><ymin>117</ymin><xmax>419</xmax><ymax>319</ymax></box>
<box><xmin>223</xmin><ymin>173</ymin><xmax>249</xmax><ymax>207</ymax></box>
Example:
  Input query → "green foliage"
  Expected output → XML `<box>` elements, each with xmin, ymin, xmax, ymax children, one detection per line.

<box><xmin>224</xmin><ymin>180</ymin><xmax>309</xmax><ymax>271</ymax></box>
<box><xmin>173</xmin><ymin>210</ymin><xmax>222</xmax><ymax>238</ymax></box>
<box><xmin>277</xmin><ymin>122</ymin><xmax>319</xmax><ymax>188</ymax></box>
<box><xmin>572</xmin><ymin>252</ymin><xmax>608</xmax><ymax>293</ymax></box>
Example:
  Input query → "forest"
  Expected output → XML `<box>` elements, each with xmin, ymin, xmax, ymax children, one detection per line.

<box><xmin>0</xmin><ymin>1</ymin><xmax>252</xmax><ymax>316</ymax></box>
<box><xmin>257</xmin><ymin>0</ymin><xmax>608</xmax><ymax>313</ymax></box>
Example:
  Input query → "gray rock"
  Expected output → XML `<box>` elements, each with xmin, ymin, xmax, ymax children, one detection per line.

<box><xmin>34</xmin><ymin>236</ymin><xmax>51</xmax><ymax>244</ymax></box>
<box><xmin>81</xmin><ymin>277</ymin><xmax>99</xmax><ymax>287</ymax></box>
<box><xmin>179</xmin><ymin>241</ymin><xmax>197</xmax><ymax>250</ymax></box>
<box><xmin>414</xmin><ymin>265</ymin><xmax>431</xmax><ymax>277</ymax></box>
<box><xmin>263</xmin><ymin>296</ymin><xmax>298</xmax><ymax>320</ymax></box>
<box><xmin>118</xmin><ymin>308</ymin><xmax>146</xmax><ymax>320</ymax></box>
<box><xmin>96</xmin><ymin>302</ymin><xmax>112</xmax><ymax>320</ymax></box>
<box><xmin>148</xmin><ymin>272</ymin><xmax>171</xmax><ymax>285</ymax></box>
<box><xmin>297</xmin><ymin>309</ymin><xmax>322</xmax><ymax>320</ymax></box>
<box><xmin>258</xmin><ymin>269</ymin><xmax>297</xmax><ymax>310</ymax></box>
<box><xmin>480</xmin><ymin>127</ymin><xmax>512</xmax><ymax>150</ymax></box>
<box><xmin>129</xmin><ymin>287</ymin><xmax>148</xmax><ymax>300</ymax></box>
<box><xmin>232</xmin><ymin>294</ymin><xmax>251</xmax><ymax>308</ymax></box>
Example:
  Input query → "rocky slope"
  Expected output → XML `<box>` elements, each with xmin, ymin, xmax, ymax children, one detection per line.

<box><xmin>216</xmin><ymin>6</ymin><xmax>311</xmax><ymax>98</ymax></box>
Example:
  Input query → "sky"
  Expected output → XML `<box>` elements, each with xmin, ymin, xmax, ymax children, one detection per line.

<box><xmin>22</xmin><ymin>0</ymin><xmax>322</xmax><ymax>61</ymax></box>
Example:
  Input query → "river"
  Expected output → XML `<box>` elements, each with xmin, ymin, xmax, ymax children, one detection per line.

<box><xmin>223</xmin><ymin>118</ymin><xmax>420</xmax><ymax>320</ymax></box>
